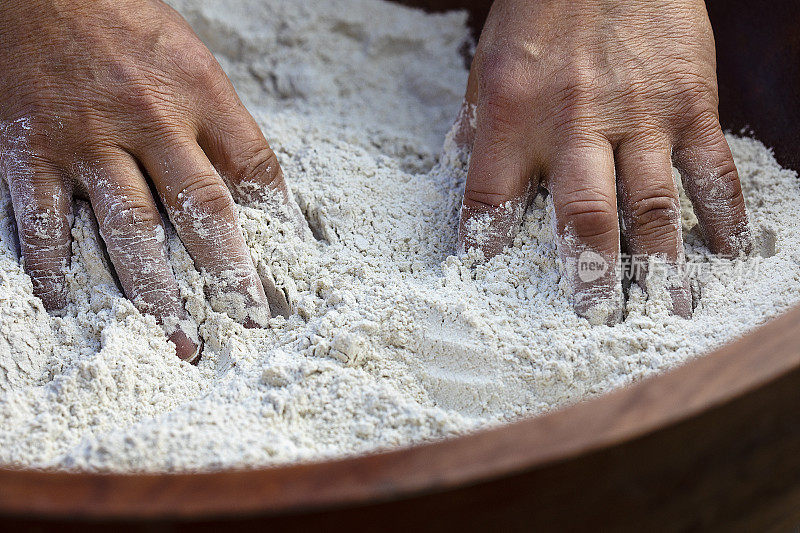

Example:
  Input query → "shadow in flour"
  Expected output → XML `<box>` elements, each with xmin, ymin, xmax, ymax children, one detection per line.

<box><xmin>0</xmin><ymin>180</ymin><xmax>21</xmax><ymax>260</ymax></box>
<box><xmin>686</xmin><ymin>224</ymin><xmax>777</xmax><ymax>312</ymax></box>
<box><xmin>403</xmin><ymin>308</ymin><xmax>524</xmax><ymax>417</ymax></box>
<box><xmin>293</xmin><ymin>190</ymin><xmax>332</xmax><ymax>244</ymax></box>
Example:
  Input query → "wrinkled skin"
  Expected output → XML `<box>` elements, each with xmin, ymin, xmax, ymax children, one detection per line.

<box><xmin>455</xmin><ymin>0</ymin><xmax>751</xmax><ymax>323</ymax></box>
<box><xmin>0</xmin><ymin>0</ymin><xmax>753</xmax><ymax>364</ymax></box>
<box><xmin>0</xmin><ymin>0</ymin><xmax>299</xmax><ymax>361</ymax></box>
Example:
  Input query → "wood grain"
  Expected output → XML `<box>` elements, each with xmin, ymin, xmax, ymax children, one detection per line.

<box><xmin>3</xmin><ymin>302</ymin><xmax>800</xmax><ymax>530</ymax></box>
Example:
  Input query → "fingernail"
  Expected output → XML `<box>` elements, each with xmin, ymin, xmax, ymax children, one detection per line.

<box><xmin>668</xmin><ymin>282</ymin><xmax>693</xmax><ymax>318</ymax></box>
<box><xmin>636</xmin><ymin>256</ymin><xmax>692</xmax><ymax>318</ymax></box>
<box><xmin>169</xmin><ymin>327</ymin><xmax>202</xmax><ymax>364</ymax></box>
<box><xmin>206</xmin><ymin>266</ymin><xmax>273</xmax><ymax>327</ymax></box>
<box><xmin>563</xmin><ymin>246</ymin><xmax>623</xmax><ymax>325</ymax></box>
<box><xmin>573</xmin><ymin>286</ymin><xmax>624</xmax><ymax>325</ymax></box>
<box><xmin>257</xmin><ymin>261</ymin><xmax>291</xmax><ymax>319</ymax></box>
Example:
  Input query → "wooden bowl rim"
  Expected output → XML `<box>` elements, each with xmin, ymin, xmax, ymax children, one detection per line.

<box><xmin>1</xmin><ymin>303</ymin><xmax>799</xmax><ymax>520</ymax></box>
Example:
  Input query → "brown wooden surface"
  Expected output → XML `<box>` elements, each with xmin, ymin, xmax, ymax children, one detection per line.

<box><xmin>3</xmin><ymin>300</ymin><xmax>800</xmax><ymax>530</ymax></box>
<box><xmin>2</xmin><ymin>0</ymin><xmax>799</xmax><ymax>531</ymax></box>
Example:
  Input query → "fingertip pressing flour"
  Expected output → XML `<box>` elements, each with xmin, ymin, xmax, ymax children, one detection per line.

<box><xmin>1</xmin><ymin>0</ymin><xmax>798</xmax><ymax>471</ymax></box>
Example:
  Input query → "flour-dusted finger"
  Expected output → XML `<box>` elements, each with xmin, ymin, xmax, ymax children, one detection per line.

<box><xmin>7</xmin><ymin>161</ymin><xmax>72</xmax><ymax>310</ymax></box>
<box><xmin>457</xmin><ymin>69</ymin><xmax>538</xmax><ymax>259</ymax></box>
<box><xmin>548</xmin><ymin>135</ymin><xmax>622</xmax><ymax>325</ymax></box>
<box><xmin>449</xmin><ymin>64</ymin><xmax>479</xmax><ymax>152</ymax></box>
<box><xmin>136</xmin><ymin>134</ymin><xmax>281</xmax><ymax>323</ymax></box>
<box><xmin>198</xmin><ymin>108</ymin><xmax>285</xmax><ymax>205</ymax></box>
<box><xmin>615</xmin><ymin>137</ymin><xmax>690</xmax><ymax>317</ymax></box>
<box><xmin>673</xmin><ymin>117</ymin><xmax>751</xmax><ymax>256</ymax></box>
<box><xmin>198</xmin><ymin>99</ymin><xmax>311</xmax><ymax>242</ymax></box>
<box><xmin>82</xmin><ymin>153</ymin><xmax>200</xmax><ymax>362</ymax></box>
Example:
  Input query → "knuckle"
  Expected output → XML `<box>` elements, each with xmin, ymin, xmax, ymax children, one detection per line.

<box><xmin>559</xmin><ymin>69</ymin><xmax>597</xmax><ymax>106</ymax></box>
<box><xmin>684</xmin><ymin>103</ymin><xmax>718</xmax><ymax>135</ymax></box>
<box><xmin>103</xmin><ymin>62</ymin><xmax>176</xmax><ymax>118</ymax></box>
<box><xmin>478</xmin><ymin>56</ymin><xmax>531</xmax><ymax>129</ymax></box>
<box><xmin>480</xmin><ymin>92</ymin><xmax>524</xmax><ymax>133</ymax></box>
<box><xmin>629</xmin><ymin>190</ymin><xmax>680</xmax><ymax>236</ymax></box>
<box><xmin>674</xmin><ymin>76</ymin><xmax>719</xmax><ymax>126</ymax></box>
<box><xmin>104</xmin><ymin>75</ymin><xmax>194</xmax><ymax>133</ymax></box>
<box><xmin>686</xmin><ymin>110</ymin><xmax>723</xmax><ymax>144</ymax></box>
<box><xmin>549</xmin><ymin>73</ymin><xmax>601</xmax><ymax>131</ymax></box>
<box><xmin>555</xmin><ymin>66</ymin><xmax>598</xmax><ymax>111</ymax></box>
<box><xmin>173</xmin><ymin>40</ymin><xmax>222</xmax><ymax>86</ymax></box>
<box><xmin>676</xmin><ymin>74</ymin><xmax>717</xmax><ymax>103</ymax></box>
<box><xmin>111</xmin><ymin>83</ymin><xmax>182</xmax><ymax>133</ymax></box>
<box><xmin>101</xmin><ymin>198</ymin><xmax>159</xmax><ymax>234</ymax></box>
<box><xmin>709</xmin><ymin>167</ymin><xmax>745</xmax><ymax>207</ymax></box>
<box><xmin>481</xmin><ymin>73</ymin><xmax>527</xmax><ymax>109</ymax></box>
<box><xmin>558</xmin><ymin>191</ymin><xmax>618</xmax><ymax>240</ymax></box>
<box><xmin>176</xmin><ymin>176</ymin><xmax>234</xmax><ymax>218</ymax></box>
<box><xmin>238</xmin><ymin>145</ymin><xmax>281</xmax><ymax>186</ymax></box>
<box><xmin>105</xmin><ymin>59</ymin><xmax>148</xmax><ymax>90</ymax></box>
<box><xmin>135</xmin><ymin>89</ymin><xmax>181</xmax><ymax>126</ymax></box>
<box><xmin>15</xmin><ymin>203</ymin><xmax>68</xmax><ymax>245</ymax></box>
<box><xmin>463</xmin><ymin>186</ymin><xmax>517</xmax><ymax>209</ymax></box>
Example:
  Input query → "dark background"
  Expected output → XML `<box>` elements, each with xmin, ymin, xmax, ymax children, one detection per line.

<box><xmin>398</xmin><ymin>0</ymin><xmax>800</xmax><ymax>171</ymax></box>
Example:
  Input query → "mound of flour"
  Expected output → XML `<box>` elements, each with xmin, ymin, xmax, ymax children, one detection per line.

<box><xmin>1</xmin><ymin>0</ymin><xmax>799</xmax><ymax>472</ymax></box>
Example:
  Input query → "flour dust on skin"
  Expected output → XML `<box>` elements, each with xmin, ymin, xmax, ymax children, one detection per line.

<box><xmin>0</xmin><ymin>0</ymin><xmax>796</xmax><ymax>471</ymax></box>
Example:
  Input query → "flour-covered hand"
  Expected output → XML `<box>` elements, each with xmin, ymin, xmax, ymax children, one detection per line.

<box><xmin>0</xmin><ymin>0</ymin><xmax>297</xmax><ymax>360</ymax></box>
<box><xmin>454</xmin><ymin>0</ymin><xmax>751</xmax><ymax>323</ymax></box>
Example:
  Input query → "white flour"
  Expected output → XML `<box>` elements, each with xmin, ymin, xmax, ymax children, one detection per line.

<box><xmin>1</xmin><ymin>0</ymin><xmax>799</xmax><ymax>472</ymax></box>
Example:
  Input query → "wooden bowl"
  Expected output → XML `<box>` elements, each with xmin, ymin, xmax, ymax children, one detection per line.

<box><xmin>2</xmin><ymin>1</ymin><xmax>798</xmax><ymax>530</ymax></box>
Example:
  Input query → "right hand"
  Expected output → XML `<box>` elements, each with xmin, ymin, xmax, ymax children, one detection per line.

<box><xmin>453</xmin><ymin>0</ymin><xmax>751</xmax><ymax>323</ymax></box>
<box><xmin>0</xmin><ymin>0</ymin><xmax>297</xmax><ymax>361</ymax></box>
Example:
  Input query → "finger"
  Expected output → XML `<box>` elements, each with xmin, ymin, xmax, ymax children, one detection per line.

<box><xmin>81</xmin><ymin>153</ymin><xmax>200</xmax><ymax>362</ymax></box>
<box><xmin>7</xmin><ymin>161</ymin><xmax>72</xmax><ymax>310</ymax></box>
<box><xmin>457</xmin><ymin>82</ymin><xmax>536</xmax><ymax>259</ymax></box>
<box><xmin>615</xmin><ymin>137</ymin><xmax>691</xmax><ymax>317</ymax></box>
<box><xmin>198</xmin><ymin>100</ymin><xmax>311</xmax><ymax>242</ymax></box>
<box><xmin>548</xmin><ymin>136</ymin><xmax>622</xmax><ymax>325</ymax></box>
<box><xmin>137</xmin><ymin>134</ymin><xmax>279</xmax><ymax>324</ymax></box>
<box><xmin>447</xmin><ymin>98</ymin><xmax>478</xmax><ymax>157</ymax></box>
<box><xmin>450</xmin><ymin>65</ymin><xmax>479</xmax><ymax>152</ymax></box>
<box><xmin>672</xmin><ymin>117</ymin><xmax>751</xmax><ymax>256</ymax></box>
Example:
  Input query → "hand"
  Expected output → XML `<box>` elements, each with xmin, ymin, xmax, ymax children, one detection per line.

<box><xmin>0</xmin><ymin>0</ymin><xmax>297</xmax><ymax>360</ymax></box>
<box><xmin>454</xmin><ymin>0</ymin><xmax>751</xmax><ymax>323</ymax></box>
